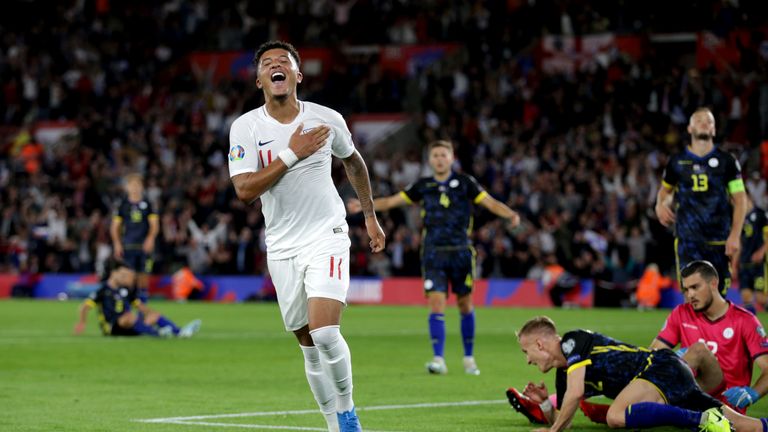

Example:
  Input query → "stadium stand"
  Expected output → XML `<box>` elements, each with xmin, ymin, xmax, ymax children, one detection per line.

<box><xmin>1</xmin><ymin>1</ymin><xmax>768</xmax><ymax>307</ymax></box>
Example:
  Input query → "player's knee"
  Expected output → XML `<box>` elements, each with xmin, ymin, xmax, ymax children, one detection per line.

<box><xmin>457</xmin><ymin>294</ymin><xmax>473</xmax><ymax>313</ymax></box>
<box><xmin>309</xmin><ymin>325</ymin><xmax>341</xmax><ymax>351</ymax></box>
<box><xmin>605</xmin><ymin>407</ymin><xmax>625</xmax><ymax>428</ymax></box>
<box><xmin>118</xmin><ymin>312</ymin><xmax>137</xmax><ymax>328</ymax></box>
<box><xmin>685</xmin><ymin>341</ymin><xmax>712</xmax><ymax>364</ymax></box>
<box><xmin>143</xmin><ymin>311</ymin><xmax>160</xmax><ymax>325</ymax></box>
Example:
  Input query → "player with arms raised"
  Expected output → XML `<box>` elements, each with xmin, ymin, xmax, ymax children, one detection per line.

<box><xmin>228</xmin><ymin>40</ymin><xmax>385</xmax><ymax>432</ymax></box>
<box><xmin>373</xmin><ymin>140</ymin><xmax>520</xmax><ymax>375</ymax></box>
<box><xmin>655</xmin><ymin>107</ymin><xmax>747</xmax><ymax>295</ymax></box>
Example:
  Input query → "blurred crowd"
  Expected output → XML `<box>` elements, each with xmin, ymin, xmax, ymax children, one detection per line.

<box><xmin>2</xmin><ymin>0</ymin><xmax>768</xmax><ymax>296</ymax></box>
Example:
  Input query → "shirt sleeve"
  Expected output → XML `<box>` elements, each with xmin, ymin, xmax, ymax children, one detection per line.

<box><xmin>228</xmin><ymin>117</ymin><xmax>259</xmax><ymax>177</ymax></box>
<box><xmin>465</xmin><ymin>174</ymin><xmax>488</xmax><ymax>204</ymax></box>
<box><xmin>743</xmin><ymin>314</ymin><xmax>768</xmax><ymax>360</ymax></box>
<box><xmin>113</xmin><ymin>200</ymin><xmax>125</xmax><ymax>222</ymax></box>
<box><xmin>147</xmin><ymin>200</ymin><xmax>158</xmax><ymax>218</ymax></box>
<box><xmin>402</xmin><ymin>179</ymin><xmax>424</xmax><ymax>204</ymax></box>
<box><xmin>86</xmin><ymin>288</ymin><xmax>102</xmax><ymax>307</ymax></box>
<box><xmin>656</xmin><ymin>307</ymin><xmax>682</xmax><ymax>347</ymax></box>
<box><xmin>724</xmin><ymin>154</ymin><xmax>745</xmax><ymax>194</ymax></box>
<box><xmin>561</xmin><ymin>330</ymin><xmax>594</xmax><ymax>373</ymax></box>
<box><xmin>661</xmin><ymin>156</ymin><xmax>678</xmax><ymax>190</ymax></box>
<box><xmin>326</xmin><ymin>110</ymin><xmax>355</xmax><ymax>159</ymax></box>
<box><xmin>762</xmin><ymin>211</ymin><xmax>768</xmax><ymax>239</ymax></box>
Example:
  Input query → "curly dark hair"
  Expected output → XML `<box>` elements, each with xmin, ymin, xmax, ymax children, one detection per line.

<box><xmin>253</xmin><ymin>40</ymin><xmax>301</xmax><ymax>68</ymax></box>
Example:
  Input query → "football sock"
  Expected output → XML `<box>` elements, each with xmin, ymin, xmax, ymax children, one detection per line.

<box><xmin>460</xmin><ymin>310</ymin><xmax>475</xmax><ymax>357</ymax></box>
<box><xmin>624</xmin><ymin>402</ymin><xmax>700</xmax><ymax>428</ymax></box>
<box><xmin>131</xmin><ymin>319</ymin><xmax>159</xmax><ymax>336</ymax></box>
<box><xmin>580</xmin><ymin>400</ymin><xmax>609</xmax><ymax>423</ymax></box>
<box><xmin>429</xmin><ymin>313</ymin><xmax>445</xmax><ymax>358</ymax></box>
<box><xmin>761</xmin><ymin>417</ymin><xmax>768</xmax><ymax>432</ymax></box>
<box><xmin>156</xmin><ymin>316</ymin><xmax>180</xmax><ymax>335</ymax></box>
<box><xmin>311</xmin><ymin>325</ymin><xmax>355</xmax><ymax>413</ymax></box>
<box><xmin>300</xmin><ymin>345</ymin><xmax>338</xmax><ymax>431</ymax></box>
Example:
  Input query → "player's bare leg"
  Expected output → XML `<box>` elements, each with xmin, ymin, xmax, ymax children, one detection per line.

<box><xmin>426</xmin><ymin>291</ymin><xmax>448</xmax><ymax>374</ymax></box>
<box><xmin>607</xmin><ymin>379</ymin><xmax>667</xmax><ymax>428</ymax></box>
<box><xmin>721</xmin><ymin>404</ymin><xmax>765</xmax><ymax>432</ymax></box>
<box><xmin>457</xmin><ymin>293</ymin><xmax>479</xmax><ymax>375</ymax></box>
<box><xmin>307</xmin><ymin>297</ymin><xmax>361</xmax><ymax>432</ymax></box>
<box><xmin>682</xmin><ymin>342</ymin><xmax>724</xmax><ymax>393</ymax></box>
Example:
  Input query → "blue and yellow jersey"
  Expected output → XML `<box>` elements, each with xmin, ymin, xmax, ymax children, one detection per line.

<box><xmin>741</xmin><ymin>206</ymin><xmax>768</xmax><ymax>266</ymax></box>
<box><xmin>113</xmin><ymin>198</ymin><xmax>157</xmax><ymax>249</ymax></box>
<box><xmin>401</xmin><ymin>172</ymin><xmax>486</xmax><ymax>250</ymax></box>
<box><xmin>85</xmin><ymin>283</ymin><xmax>141</xmax><ymax>334</ymax></box>
<box><xmin>661</xmin><ymin>147</ymin><xmax>744</xmax><ymax>243</ymax></box>
<box><xmin>555</xmin><ymin>330</ymin><xmax>652</xmax><ymax>405</ymax></box>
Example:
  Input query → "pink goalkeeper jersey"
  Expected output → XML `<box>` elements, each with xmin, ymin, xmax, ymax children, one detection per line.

<box><xmin>657</xmin><ymin>302</ymin><xmax>768</xmax><ymax>388</ymax></box>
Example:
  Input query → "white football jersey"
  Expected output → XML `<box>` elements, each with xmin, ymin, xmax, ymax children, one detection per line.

<box><xmin>228</xmin><ymin>101</ymin><xmax>354</xmax><ymax>259</ymax></box>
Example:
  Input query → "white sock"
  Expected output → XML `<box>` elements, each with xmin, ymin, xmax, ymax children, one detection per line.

<box><xmin>300</xmin><ymin>345</ymin><xmax>339</xmax><ymax>432</ymax></box>
<box><xmin>310</xmin><ymin>325</ymin><xmax>355</xmax><ymax>413</ymax></box>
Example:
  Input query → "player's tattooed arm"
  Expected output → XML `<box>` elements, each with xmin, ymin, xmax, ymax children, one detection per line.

<box><xmin>342</xmin><ymin>150</ymin><xmax>386</xmax><ymax>253</ymax></box>
<box><xmin>342</xmin><ymin>150</ymin><xmax>376</xmax><ymax>219</ymax></box>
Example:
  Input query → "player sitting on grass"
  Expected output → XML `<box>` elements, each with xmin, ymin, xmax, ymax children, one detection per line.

<box><xmin>73</xmin><ymin>259</ymin><xmax>201</xmax><ymax>337</ymax></box>
<box><xmin>511</xmin><ymin>315</ymin><xmax>768</xmax><ymax>432</ymax></box>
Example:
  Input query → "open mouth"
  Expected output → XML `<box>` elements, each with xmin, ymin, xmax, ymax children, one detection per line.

<box><xmin>271</xmin><ymin>72</ymin><xmax>286</xmax><ymax>82</ymax></box>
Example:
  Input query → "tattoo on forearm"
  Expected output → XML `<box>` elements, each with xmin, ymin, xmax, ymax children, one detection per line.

<box><xmin>344</xmin><ymin>153</ymin><xmax>375</xmax><ymax>219</ymax></box>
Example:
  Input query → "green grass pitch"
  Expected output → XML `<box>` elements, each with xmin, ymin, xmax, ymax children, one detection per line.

<box><xmin>1</xmin><ymin>300</ymin><xmax>767</xmax><ymax>431</ymax></box>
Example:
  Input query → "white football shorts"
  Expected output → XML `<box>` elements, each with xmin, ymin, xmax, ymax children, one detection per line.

<box><xmin>268</xmin><ymin>235</ymin><xmax>351</xmax><ymax>331</ymax></box>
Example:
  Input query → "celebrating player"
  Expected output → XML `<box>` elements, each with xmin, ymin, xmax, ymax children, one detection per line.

<box><xmin>515</xmin><ymin>315</ymin><xmax>768</xmax><ymax>432</ymax></box>
<box><xmin>73</xmin><ymin>259</ymin><xmax>201</xmax><ymax>337</ymax></box>
<box><xmin>110</xmin><ymin>173</ymin><xmax>159</xmax><ymax>301</ymax></box>
<box><xmin>737</xmin><ymin>194</ymin><xmax>768</xmax><ymax>314</ymax></box>
<box><xmin>373</xmin><ymin>140</ymin><xmax>520</xmax><ymax>375</ymax></box>
<box><xmin>228</xmin><ymin>40</ymin><xmax>385</xmax><ymax>432</ymax></box>
<box><xmin>655</xmin><ymin>107</ymin><xmax>747</xmax><ymax>295</ymax></box>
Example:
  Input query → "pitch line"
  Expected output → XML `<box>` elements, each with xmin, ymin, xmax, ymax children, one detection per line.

<box><xmin>134</xmin><ymin>399</ymin><xmax>506</xmax><ymax>429</ymax></box>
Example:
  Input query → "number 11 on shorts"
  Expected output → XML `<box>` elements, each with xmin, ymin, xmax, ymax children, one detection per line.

<box><xmin>329</xmin><ymin>256</ymin><xmax>343</xmax><ymax>280</ymax></box>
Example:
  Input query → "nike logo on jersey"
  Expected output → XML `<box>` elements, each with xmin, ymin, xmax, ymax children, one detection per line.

<box><xmin>258</xmin><ymin>140</ymin><xmax>274</xmax><ymax>146</ymax></box>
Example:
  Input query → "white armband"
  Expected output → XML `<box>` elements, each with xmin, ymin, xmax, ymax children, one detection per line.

<box><xmin>278</xmin><ymin>148</ymin><xmax>299</xmax><ymax>168</ymax></box>
<box><xmin>539</xmin><ymin>399</ymin><xmax>553</xmax><ymax>414</ymax></box>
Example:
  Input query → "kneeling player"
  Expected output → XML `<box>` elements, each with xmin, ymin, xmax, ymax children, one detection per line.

<box><xmin>73</xmin><ymin>260</ymin><xmax>201</xmax><ymax>337</ymax></box>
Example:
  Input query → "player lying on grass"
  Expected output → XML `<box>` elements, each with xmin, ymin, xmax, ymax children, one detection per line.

<box><xmin>513</xmin><ymin>259</ymin><xmax>768</xmax><ymax>426</ymax></box>
<box><xmin>73</xmin><ymin>259</ymin><xmax>201</xmax><ymax>337</ymax></box>
<box><xmin>511</xmin><ymin>315</ymin><xmax>768</xmax><ymax>431</ymax></box>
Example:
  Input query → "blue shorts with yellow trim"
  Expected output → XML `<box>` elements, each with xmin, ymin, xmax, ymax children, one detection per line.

<box><xmin>123</xmin><ymin>249</ymin><xmax>153</xmax><ymax>274</ymax></box>
<box><xmin>635</xmin><ymin>349</ymin><xmax>720</xmax><ymax>411</ymax></box>
<box><xmin>676</xmin><ymin>239</ymin><xmax>731</xmax><ymax>295</ymax></box>
<box><xmin>739</xmin><ymin>263</ymin><xmax>767</xmax><ymax>293</ymax></box>
<box><xmin>422</xmin><ymin>247</ymin><xmax>475</xmax><ymax>297</ymax></box>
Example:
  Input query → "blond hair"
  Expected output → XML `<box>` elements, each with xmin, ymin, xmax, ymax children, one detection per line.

<box><xmin>124</xmin><ymin>173</ymin><xmax>143</xmax><ymax>185</ymax></box>
<box><xmin>428</xmin><ymin>140</ymin><xmax>453</xmax><ymax>152</ymax></box>
<box><xmin>516</xmin><ymin>316</ymin><xmax>557</xmax><ymax>340</ymax></box>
